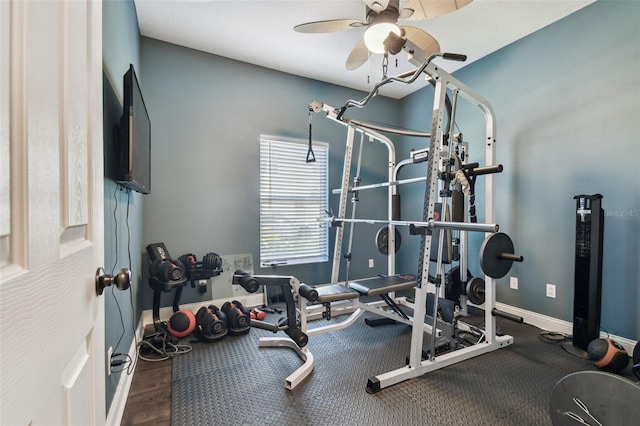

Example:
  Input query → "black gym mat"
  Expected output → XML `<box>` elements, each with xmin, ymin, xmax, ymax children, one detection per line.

<box><xmin>170</xmin><ymin>310</ymin><xmax>630</xmax><ymax>426</ymax></box>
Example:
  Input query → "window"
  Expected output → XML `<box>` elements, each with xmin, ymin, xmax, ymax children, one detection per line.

<box><xmin>259</xmin><ymin>135</ymin><xmax>329</xmax><ymax>267</ymax></box>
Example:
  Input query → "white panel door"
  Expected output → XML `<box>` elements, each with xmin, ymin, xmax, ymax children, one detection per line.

<box><xmin>0</xmin><ymin>1</ymin><xmax>105</xmax><ymax>424</ymax></box>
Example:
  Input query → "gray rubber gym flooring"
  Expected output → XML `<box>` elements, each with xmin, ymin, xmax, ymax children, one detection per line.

<box><xmin>171</xmin><ymin>309</ymin><xmax>631</xmax><ymax>426</ymax></box>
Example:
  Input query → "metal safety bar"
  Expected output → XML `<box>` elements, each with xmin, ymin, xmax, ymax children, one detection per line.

<box><xmin>321</xmin><ymin>217</ymin><xmax>498</xmax><ymax>234</ymax></box>
<box><xmin>332</xmin><ymin>176</ymin><xmax>427</xmax><ymax>194</ymax></box>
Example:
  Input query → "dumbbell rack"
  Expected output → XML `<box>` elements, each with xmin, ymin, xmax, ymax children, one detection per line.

<box><xmin>145</xmin><ymin>244</ymin><xmax>226</xmax><ymax>333</ymax></box>
<box><xmin>146</xmin><ymin>243</ymin><xmax>188</xmax><ymax>332</ymax></box>
<box><xmin>149</xmin><ymin>275</ymin><xmax>187</xmax><ymax>332</ymax></box>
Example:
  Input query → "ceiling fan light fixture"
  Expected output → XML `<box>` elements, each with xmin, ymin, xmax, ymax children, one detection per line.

<box><xmin>364</xmin><ymin>22</ymin><xmax>401</xmax><ymax>54</ymax></box>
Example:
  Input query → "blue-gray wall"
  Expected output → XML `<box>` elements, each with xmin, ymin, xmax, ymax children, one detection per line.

<box><xmin>398</xmin><ymin>0</ymin><xmax>639</xmax><ymax>339</ymax></box>
<box><xmin>139</xmin><ymin>37</ymin><xmax>401</xmax><ymax>308</ymax></box>
<box><xmin>102</xmin><ymin>0</ymin><xmax>143</xmax><ymax>414</ymax></box>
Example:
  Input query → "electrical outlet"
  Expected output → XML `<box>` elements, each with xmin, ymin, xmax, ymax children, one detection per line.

<box><xmin>369</xmin><ymin>259</ymin><xmax>374</xmax><ymax>268</ymax></box>
<box><xmin>107</xmin><ymin>346</ymin><xmax>113</xmax><ymax>376</ymax></box>
<box><xmin>510</xmin><ymin>277</ymin><xmax>518</xmax><ymax>290</ymax></box>
<box><xmin>546</xmin><ymin>283</ymin><xmax>556</xmax><ymax>298</ymax></box>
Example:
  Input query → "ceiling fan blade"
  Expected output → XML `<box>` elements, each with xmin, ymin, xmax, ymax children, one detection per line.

<box><xmin>346</xmin><ymin>40</ymin><xmax>371</xmax><ymax>70</ymax></box>
<box><xmin>402</xmin><ymin>0</ymin><xmax>473</xmax><ymax>21</ymax></box>
<box><xmin>294</xmin><ymin>19</ymin><xmax>366</xmax><ymax>33</ymax></box>
<box><xmin>401</xmin><ymin>26</ymin><xmax>441</xmax><ymax>56</ymax></box>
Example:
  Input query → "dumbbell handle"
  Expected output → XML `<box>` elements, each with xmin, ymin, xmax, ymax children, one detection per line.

<box><xmin>499</xmin><ymin>253</ymin><xmax>523</xmax><ymax>262</ymax></box>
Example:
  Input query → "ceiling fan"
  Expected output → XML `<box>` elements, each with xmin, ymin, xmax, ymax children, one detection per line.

<box><xmin>294</xmin><ymin>0</ymin><xmax>473</xmax><ymax>70</ymax></box>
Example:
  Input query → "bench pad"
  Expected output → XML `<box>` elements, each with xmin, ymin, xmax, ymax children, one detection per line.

<box><xmin>315</xmin><ymin>284</ymin><xmax>360</xmax><ymax>303</ymax></box>
<box><xmin>349</xmin><ymin>274</ymin><xmax>417</xmax><ymax>296</ymax></box>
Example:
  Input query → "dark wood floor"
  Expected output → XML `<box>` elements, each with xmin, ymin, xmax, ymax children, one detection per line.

<box><xmin>121</xmin><ymin>332</ymin><xmax>172</xmax><ymax>425</ymax></box>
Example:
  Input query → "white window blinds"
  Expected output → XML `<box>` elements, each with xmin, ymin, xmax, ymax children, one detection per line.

<box><xmin>259</xmin><ymin>136</ymin><xmax>329</xmax><ymax>267</ymax></box>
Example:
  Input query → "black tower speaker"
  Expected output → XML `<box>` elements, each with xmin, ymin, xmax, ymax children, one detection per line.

<box><xmin>565</xmin><ymin>194</ymin><xmax>604</xmax><ymax>356</ymax></box>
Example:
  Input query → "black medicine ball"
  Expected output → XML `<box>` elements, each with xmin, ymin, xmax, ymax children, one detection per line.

<box><xmin>167</xmin><ymin>310</ymin><xmax>196</xmax><ymax>338</ymax></box>
<box><xmin>587</xmin><ymin>338</ymin><xmax>629</xmax><ymax>373</ymax></box>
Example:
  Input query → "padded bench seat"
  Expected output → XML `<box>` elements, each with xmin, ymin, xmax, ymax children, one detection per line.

<box><xmin>315</xmin><ymin>284</ymin><xmax>360</xmax><ymax>304</ymax></box>
<box><xmin>348</xmin><ymin>274</ymin><xmax>417</xmax><ymax>296</ymax></box>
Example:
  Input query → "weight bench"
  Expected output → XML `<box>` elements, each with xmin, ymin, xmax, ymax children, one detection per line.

<box><xmin>232</xmin><ymin>272</ymin><xmax>443</xmax><ymax>390</ymax></box>
<box><xmin>308</xmin><ymin>275</ymin><xmax>416</xmax><ymax>326</ymax></box>
<box><xmin>349</xmin><ymin>274</ymin><xmax>417</xmax><ymax>326</ymax></box>
<box><xmin>302</xmin><ymin>274</ymin><xmax>443</xmax><ymax>339</ymax></box>
<box><xmin>348</xmin><ymin>274</ymin><xmax>418</xmax><ymax>295</ymax></box>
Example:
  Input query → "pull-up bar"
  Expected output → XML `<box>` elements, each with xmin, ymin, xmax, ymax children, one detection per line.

<box><xmin>309</xmin><ymin>100</ymin><xmax>430</xmax><ymax>138</ymax></box>
<box><xmin>337</xmin><ymin>52</ymin><xmax>467</xmax><ymax>119</ymax></box>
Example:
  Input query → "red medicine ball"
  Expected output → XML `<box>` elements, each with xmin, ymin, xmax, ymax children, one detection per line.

<box><xmin>167</xmin><ymin>310</ymin><xmax>196</xmax><ymax>338</ymax></box>
<box><xmin>587</xmin><ymin>338</ymin><xmax>629</xmax><ymax>373</ymax></box>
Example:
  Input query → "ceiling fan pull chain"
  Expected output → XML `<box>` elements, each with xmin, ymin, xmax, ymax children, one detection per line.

<box><xmin>382</xmin><ymin>53</ymin><xmax>389</xmax><ymax>78</ymax></box>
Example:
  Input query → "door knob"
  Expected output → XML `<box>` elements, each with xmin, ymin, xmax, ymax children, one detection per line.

<box><xmin>95</xmin><ymin>267</ymin><xmax>131</xmax><ymax>295</ymax></box>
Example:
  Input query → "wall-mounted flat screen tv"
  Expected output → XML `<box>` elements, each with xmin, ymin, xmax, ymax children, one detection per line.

<box><xmin>113</xmin><ymin>64</ymin><xmax>151</xmax><ymax>194</ymax></box>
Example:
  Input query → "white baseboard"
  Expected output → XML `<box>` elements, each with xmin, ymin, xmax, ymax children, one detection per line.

<box><xmin>105</xmin><ymin>318</ymin><xmax>146</xmax><ymax>426</ymax></box>
<box><xmin>495</xmin><ymin>302</ymin><xmax>637</xmax><ymax>356</ymax></box>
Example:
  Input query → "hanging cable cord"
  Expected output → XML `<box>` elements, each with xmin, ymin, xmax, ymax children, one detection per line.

<box><xmin>109</xmin><ymin>185</ymin><xmax>134</xmax><ymax>375</ymax></box>
<box><xmin>110</xmin><ymin>184</ymin><xmax>119</xmax><ymax>277</ymax></box>
<box><xmin>119</xmin><ymin>189</ymin><xmax>138</xmax><ymax>375</ymax></box>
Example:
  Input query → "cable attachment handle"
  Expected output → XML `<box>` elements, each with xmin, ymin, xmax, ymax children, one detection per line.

<box><xmin>306</xmin><ymin>110</ymin><xmax>316</xmax><ymax>163</ymax></box>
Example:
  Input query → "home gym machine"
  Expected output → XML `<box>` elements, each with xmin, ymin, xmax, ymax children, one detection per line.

<box><xmin>240</xmin><ymin>50</ymin><xmax>523</xmax><ymax>393</ymax></box>
<box><xmin>307</xmin><ymin>50</ymin><xmax>523</xmax><ymax>393</ymax></box>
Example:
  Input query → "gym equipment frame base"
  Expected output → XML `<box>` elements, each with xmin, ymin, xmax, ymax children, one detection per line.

<box><xmin>258</xmin><ymin>336</ymin><xmax>314</xmax><ymax>391</ymax></box>
<box><xmin>366</xmin><ymin>334</ymin><xmax>513</xmax><ymax>393</ymax></box>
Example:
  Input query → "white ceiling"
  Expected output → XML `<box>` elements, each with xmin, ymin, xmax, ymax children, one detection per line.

<box><xmin>134</xmin><ymin>0</ymin><xmax>595</xmax><ymax>99</ymax></box>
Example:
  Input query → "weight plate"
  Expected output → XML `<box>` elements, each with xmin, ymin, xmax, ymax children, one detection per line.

<box><xmin>479</xmin><ymin>232</ymin><xmax>514</xmax><ymax>279</ymax></box>
<box><xmin>375</xmin><ymin>226</ymin><xmax>401</xmax><ymax>255</ymax></box>
<box><xmin>178</xmin><ymin>253</ymin><xmax>196</xmax><ymax>271</ymax></box>
<box><xmin>203</xmin><ymin>252</ymin><xmax>222</xmax><ymax>270</ymax></box>
<box><xmin>466</xmin><ymin>277</ymin><xmax>485</xmax><ymax>305</ymax></box>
